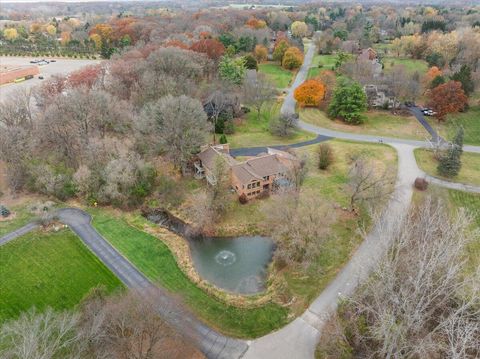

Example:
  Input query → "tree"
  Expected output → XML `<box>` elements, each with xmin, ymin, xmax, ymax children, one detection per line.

<box><xmin>428</xmin><ymin>81</ymin><xmax>468</xmax><ymax>122</ymax></box>
<box><xmin>424</xmin><ymin>66</ymin><xmax>443</xmax><ymax>87</ymax></box>
<box><xmin>242</xmin><ymin>73</ymin><xmax>276</xmax><ymax>119</ymax></box>
<box><xmin>437</xmin><ymin>146</ymin><xmax>461</xmax><ymax>178</ymax></box>
<box><xmin>138</xmin><ymin>95</ymin><xmax>210</xmax><ymax>175</ymax></box>
<box><xmin>219</xmin><ymin>134</ymin><xmax>227</xmax><ymax>144</ymax></box>
<box><xmin>269</xmin><ymin>114</ymin><xmax>298</xmax><ymax>137</ymax></box>
<box><xmin>317</xmin><ymin>143</ymin><xmax>334</xmax><ymax>170</ymax></box>
<box><xmin>273</xmin><ymin>39</ymin><xmax>289</xmax><ymax>63</ymax></box>
<box><xmin>316</xmin><ymin>70</ymin><xmax>337</xmax><ymax>108</ymax></box>
<box><xmin>218</xmin><ymin>56</ymin><xmax>246</xmax><ymax>85</ymax></box>
<box><xmin>347</xmin><ymin>156</ymin><xmax>394</xmax><ymax>211</ymax></box>
<box><xmin>262</xmin><ymin>193</ymin><xmax>336</xmax><ymax>266</ymax></box>
<box><xmin>328</xmin><ymin>80</ymin><xmax>367</xmax><ymax>125</ymax></box>
<box><xmin>46</xmin><ymin>24</ymin><xmax>57</xmax><ymax>36</ymax></box>
<box><xmin>323</xmin><ymin>197</ymin><xmax>480</xmax><ymax>358</ymax></box>
<box><xmin>430</xmin><ymin>75</ymin><xmax>446</xmax><ymax>88</ymax></box>
<box><xmin>282</xmin><ymin>47</ymin><xmax>304</xmax><ymax>70</ymax></box>
<box><xmin>451</xmin><ymin>65</ymin><xmax>474</xmax><ymax>96</ymax></box>
<box><xmin>243</xmin><ymin>54</ymin><xmax>258</xmax><ymax>70</ymax></box>
<box><xmin>294</xmin><ymin>79</ymin><xmax>326</xmax><ymax>107</ymax></box>
<box><xmin>3</xmin><ymin>28</ymin><xmax>18</xmax><ymax>41</ymax></box>
<box><xmin>253</xmin><ymin>45</ymin><xmax>268</xmax><ymax>62</ymax></box>
<box><xmin>291</xmin><ymin>21</ymin><xmax>308</xmax><ymax>38</ymax></box>
<box><xmin>190</xmin><ymin>38</ymin><xmax>225</xmax><ymax>61</ymax></box>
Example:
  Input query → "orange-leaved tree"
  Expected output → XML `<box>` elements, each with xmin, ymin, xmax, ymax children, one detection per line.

<box><xmin>282</xmin><ymin>47</ymin><xmax>304</xmax><ymax>70</ymax></box>
<box><xmin>423</xmin><ymin>66</ymin><xmax>443</xmax><ymax>88</ymax></box>
<box><xmin>190</xmin><ymin>38</ymin><xmax>225</xmax><ymax>60</ymax></box>
<box><xmin>254</xmin><ymin>45</ymin><xmax>268</xmax><ymax>62</ymax></box>
<box><xmin>428</xmin><ymin>81</ymin><xmax>467</xmax><ymax>122</ymax></box>
<box><xmin>294</xmin><ymin>79</ymin><xmax>326</xmax><ymax>107</ymax></box>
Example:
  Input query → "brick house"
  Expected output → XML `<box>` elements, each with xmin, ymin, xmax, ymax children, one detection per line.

<box><xmin>195</xmin><ymin>144</ymin><xmax>298</xmax><ymax>199</ymax></box>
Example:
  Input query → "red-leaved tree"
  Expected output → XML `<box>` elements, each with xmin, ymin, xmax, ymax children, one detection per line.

<box><xmin>190</xmin><ymin>39</ymin><xmax>225</xmax><ymax>61</ymax></box>
<box><xmin>428</xmin><ymin>81</ymin><xmax>468</xmax><ymax>122</ymax></box>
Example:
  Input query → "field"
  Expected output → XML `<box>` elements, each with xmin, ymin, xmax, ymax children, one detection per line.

<box><xmin>258</xmin><ymin>62</ymin><xmax>294</xmax><ymax>89</ymax></box>
<box><xmin>414</xmin><ymin>148</ymin><xmax>480</xmax><ymax>186</ymax></box>
<box><xmin>307</xmin><ymin>54</ymin><xmax>336</xmax><ymax>78</ymax></box>
<box><xmin>425</xmin><ymin>105</ymin><xmax>480</xmax><ymax>146</ymax></box>
<box><xmin>0</xmin><ymin>228</ymin><xmax>122</xmax><ymax>321</ymax></box>
<box><xmin>227</xmin><ymin>102</ymin><xmax>317</xmax><ymax>148</ymax></box>
<box><xmin>88</xmin><ymin>208</ymin><xmax>289</xmax><ymax>339</ymax></box>
<box><xmin>382</xmin><ymin>57</ymin><xmax>428</xmax><ymax>74</ymax></box>
<box><xmin>300</xmin><ymin>108</ymin><xmax>428</xmax><ymax>140</ymax></box>
<box><xmin>0</xmin><ymin>205</ymin><xmax>35</xmax><ymax>237</ymax></box>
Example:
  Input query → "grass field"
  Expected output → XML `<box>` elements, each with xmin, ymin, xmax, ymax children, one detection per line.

<box><xmin>88</xmin><ymin>208</ymin><xmax>288</xmax><ymax>338</ymax></box>
<box><xmin>383</xmin><ymin>57</ymin><xmax>428</xmax><ymax>74</ymax></box>
<box><xmin>227</xmin><ymin>102</ymin><xmax>317</xmax><ymax>148</ymax></box>
<box><xmin>0</xmin><ymin>205</ymin><xmax>35</xmax><ymax>237</ymax></box>
<box><xmin>425</xmin><ymin>105</ymin><xmax>480</xmax><ymax>146</ymax></box>
<box><xmin>0</xmin><ymin>228</ymin><xmax>122</xmax><ymax>321</ymax></box>
<box><xmin>308</xmin><ymin>54</ymin><xmax>336</xmax><ymax>78</ymax></box>
<box><xmin>300</xmin><ymin>108</ymin><xmax>428</xmax><ymax>140</ymax></box>
<box><xmin>414</xmin><ymin>148</ymin><xmax>480</xmax><ymax>186</ymax></box>
<box><xmin>258</xmin><ymin>62</ymin><xmax>294</xmax><ymax>88</ymax></box>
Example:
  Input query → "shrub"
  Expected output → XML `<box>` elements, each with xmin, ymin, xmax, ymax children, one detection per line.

<box><xmin>414</xmin><ymin>177</ymin><xmax>429</xmax><ymax>191</ymax></box>
<box><xmin>317</xmin><ymin>143</ymin><xmax>334</xmax><ymax>170</ymax></box>
<box><xmin>282</xmin><ymin>47</ymin><xmax>304</xmax><ymax>70</ymax></box>
<box><xmin>0</xmin><ymin>205</ymin><xmax>11</xmax><ymax>218</ymax></box>
<box><xmin>269</xmin><ymin>114</ymin><xmax>298</xmax><ymax>137</ymax></box>
<box><xmin>219</xmin><ymin>134</ymin><xmax>228</xmax><ymax>144</ymax></box>
<box><xmin>239</xmin><ymin>193</ymin><xmax>248</xmax><ymax>204</ymax></box>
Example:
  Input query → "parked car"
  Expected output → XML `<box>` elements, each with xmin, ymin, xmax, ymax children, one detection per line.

<box><xmin>38</xmin><ymin>76</ymin><xmax>44</xmax><ymax>80</ymax></box>
<box><xmin>50</xmin><ymin>59</ymin><xmax>56</xmax><ymax>62</ymax></box>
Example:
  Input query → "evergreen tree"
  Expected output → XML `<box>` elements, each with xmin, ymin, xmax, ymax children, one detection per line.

<box><xmin>453</xmin><ymin>126</ymin><xmax>464</xmax><ymax>154</ymax></box>
<box><xmin>437</xmin><ymin>147</ymin><xmax>461</xmax><ymax>178</ymax></box>
<box><xmin>0</xmin><ymin>205</ymin><xmax>11</xmax><ymax>218</ymax></box>
<box><xmin>451</xmin><ymin>65</ymin><xmax>474</xmax><ymax>96</ymax></box>
<box><xmin>328</xmin><ymin>79</ymin><xmax>367</xmax><ymax>124</ymax></box>
<box><xmin>219</xmin><ymin>134</ymin><xmax>228</xmax><ymax>144</ymax></box>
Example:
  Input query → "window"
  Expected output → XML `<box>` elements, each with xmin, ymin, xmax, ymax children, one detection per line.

<box><xmin>248</xmin><ymin>184</ymin><xmax>251</xmax><ymax>189</ymax></box>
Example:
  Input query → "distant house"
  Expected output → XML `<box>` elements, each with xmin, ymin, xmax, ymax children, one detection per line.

<box><xmin>357</xmin><ymin>48</ymin><xmax>383</xmax><ymax>77</ymax></box>
<box><xmin>195</xmin><ymin>144</ymin><xmax>298</xmax><ymax>199</ymax></box>
<box><xmin>363</xmin><ymin>84</ymin><xmax>398</xmax><ymax>109</ymax></box>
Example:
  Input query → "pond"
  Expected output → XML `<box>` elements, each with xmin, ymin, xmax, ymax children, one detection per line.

<box><xmin>189</xmin><ymin>236</ymin><xmax>275</xmax><ymax>295</ymax></box>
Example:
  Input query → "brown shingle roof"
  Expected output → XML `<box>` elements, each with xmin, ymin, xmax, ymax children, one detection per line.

<box><xmin>198</xmin><ymin>146</ymin><xmax>237</xmax><ymax>171</ymax></box>
<box><xmin>243</xmin><ymin>155</ymin><xmax>287</xmax><ymax>178</ymax></box>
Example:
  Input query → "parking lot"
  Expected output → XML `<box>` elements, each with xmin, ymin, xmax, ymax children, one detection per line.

<box><xmin>0</xmin><ymin>56</ymin><xmax>100</xmax><ymax>100</ymax></box>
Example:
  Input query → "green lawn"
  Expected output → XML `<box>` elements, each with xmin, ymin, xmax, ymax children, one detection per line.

<box><xmin>88</xmin><ymin>208</ymin><xmax>288</xmax><ymax>338</ymax></box>
<box><xmin>414</xmin><ymin>148</ymin><xmax>480</xmax><ymax>186</ymax></box>
<box><xmin>425</xmin><ymin>105</ymin><xmax>480</xmax><ymax>146</ymax></box>
<box><xmin>258</xmin><ymin>62</ymin><xmax>294</xmax><ymax>88</ymax></box>
<box><xmin>0</xmin><ymin>228</ymin><xmax>122</xmax><ymax>321</ymax></box>
<box><xmin>383</xmin><ymin>57</ymin><xmax>428</xmax><ymax>74</ymax></box>
<box><xmin>308</xmin><ymin>54</ymin><xmax>337</xmax><ymax>78</ymax></box>
<box><xmin>227</xmin><ymin>102</ymin><xmax>317</xmax><ymax>149</ymax></box>
<box><xmin>0</xmin><ymin>205</ymin><xmax>35</xmax><ymax>237</ymax></box>
<box><xmin>300</xmin><ymin>108</ymin><xmax>428</xmax><ymax>140</ymax></box>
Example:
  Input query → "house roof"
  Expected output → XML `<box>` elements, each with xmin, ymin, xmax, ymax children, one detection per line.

<box><xmin>198</xmin><ymin>145</ymin><xmax>237</xmax><ymax>171</ymax></box>
<box><xmin>243</xmin><ymin>155</ymin><xmax>287</xmax><ymax>178</ymax></box>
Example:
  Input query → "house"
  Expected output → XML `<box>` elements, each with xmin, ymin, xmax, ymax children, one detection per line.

<box><xmin>363</xmin><ymin>84</ymin><xmax>399</xmax><ymax>109</ymax></box>
<box><xmin>195</xmin><ymin>144</ymin><xmax>298</xmax><ymax>199</ymax></box>
<box><xmin>357</xmin><ymin>48</ymin><xmax>383</xmax><ymax>78</ymax></box>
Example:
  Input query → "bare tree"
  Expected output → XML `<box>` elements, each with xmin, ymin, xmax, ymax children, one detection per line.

<box><xmin>78</xmin><ymin>289</ymin><xmax>195</xmax><ymax>359</ymax></box>
<box><xmin>337</xmin><ymin>197</ymin><xmax>480</xmax><ymax>358</ymax></box>
<box><xmin>138</xmin><ymin>94</ymin><xmax>211</xmax><ymax>175</ymax></box>
<box><xmin>262</xmin><ymin>193</ymin><xmax>336</xmax><ymax>266</ymax></box>
<box><xmin>0</xmin><ymin>308</ymin><xmax>80</xmax><ymax>359</ymax></box>
<box><xmin>242</xmin><ymin>73</ymin><xmax>276</xmax><ymax>119</ymax></box>
<box><xmin>347</xmin><ymin>156</ymin><xmax>395</xmax><ymax>211</ymax></box>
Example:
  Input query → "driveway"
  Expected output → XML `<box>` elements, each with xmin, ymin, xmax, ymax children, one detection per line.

<box><xmin>0</xmin><ymin>208</ymin><xmax>248</xmax><ymax>359</ymax></box>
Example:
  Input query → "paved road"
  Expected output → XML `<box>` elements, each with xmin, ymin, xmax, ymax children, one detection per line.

<box><xmin>0</xmin><ymin>208</ymin><xmax>248</xmax><ymax>359</ymax></box>
<box><xmin>0</xmin><ymin>222</ymin><xmax>38</xmax><ymax>246</ymax></box>
<box><xmin>281</xmin><ymin>38</ymin><xmax>316</xmax><ymax>117</ymax></box>
<box><xmin>230</xmin><ymin>134</ymin><xmax>331</xmax><ymax>157</ymax></box>
<box><xmin>409</xmin><ymin>107</ymin><xmax>443</xmax><ymax>142</ymax></box>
